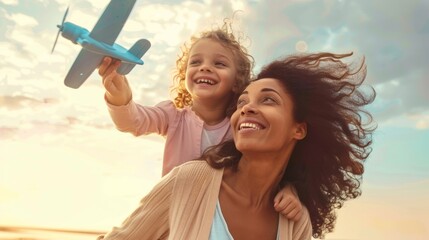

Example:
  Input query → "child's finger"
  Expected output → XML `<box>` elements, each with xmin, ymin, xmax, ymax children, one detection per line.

<box><xmin>98</xmin><ymin>57</ymin><xmax>111</xmax><ymax>76</ymax></box>
<box><xmin>105</xmin><ymin>59</ymin><xmax>121</xmax><ymax>76</ymax></box>
<box><xmin>273</xmin><ymin>192</ymin><xmax>284</xmax><ymax>206</ymax></box>
<box><xmin>102</xmin><ymin>63</ymin><xmax>122</xmax><ymax>87</ymax></box>
<box><xmin>111</xmin><ymin>74</ymin><xmax>127</xmax><ymax>90</ymax></box>
<box><xmin>279</xmin><ymin>197</ymin><xmax>295</xmax><ymax>212</ymax></box>
<box><xmin>293</xmin><ymin>208</ymin><xmax>303</xmax><ymax>221</ymax></box>
<box><xmin>99</xmin><ymin>57</ymin><xmax>121</xmax><ymax>77</ymax></box>
<box><xmin>284</xmin><ymin>208</ymin><xmax>300</xmax><ymax>221</ymax></box>
<box><xmin>102</xmin><ymin>72</ymin><xmax>116</xmax><ymax>90</ymax></box>
<box><xmin>281</xmin><ymin>199</ymin><xmax>303</xmax><ymax>220</ymax></box>
<box><xmin>274</xmin><ymin>196</ymin><xmax>292</xmax><ymax>212</ymax></box>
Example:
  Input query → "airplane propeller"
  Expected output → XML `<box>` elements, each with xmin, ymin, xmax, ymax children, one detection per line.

<box><xmin>51</xmin><ymin>6</ymin><xmax>69</xmax><ymax>54</ymax></box>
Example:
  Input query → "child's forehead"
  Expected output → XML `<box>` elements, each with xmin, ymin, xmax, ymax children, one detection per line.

<box><xmin>192</xmin><ymin>38</ymin><xmax>231</xmax><ymax>51</ymax></box>
<box><xmin>191</xmin><ymin>37</ymin><xmax>224</xmax><ymax>48</ymax></box>
<box><xmin>189</xmin><ymin>38</ymin><xmax>235</xmax><ymax>57</ymax></box>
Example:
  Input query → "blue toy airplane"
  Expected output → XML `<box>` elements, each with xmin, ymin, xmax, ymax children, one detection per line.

<box><xmin>52</xmin><ymin>0</ymin><xmax>151</xmax><ymax>89</ymax></box>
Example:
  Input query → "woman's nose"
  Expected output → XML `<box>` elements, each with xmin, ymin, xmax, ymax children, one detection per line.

<box><xmin>240</xmin><ymin>102</ymin><xmax>257</xmax><ymax>115</ymax></box>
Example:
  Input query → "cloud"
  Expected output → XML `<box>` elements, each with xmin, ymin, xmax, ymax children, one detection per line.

<box><xmin>415</xmin><ymin>117</ymin><xmax>429</xmax><ymax>130</ymax></box>
<box><xmin>378</xmin><ymin>110</ymin><xmax>429</xmax><ymax>130</ymax></box>
<box><xmin>0</xmin><ymin>0</ymin><xmax>18</xmax><ymax>5</ymax></box>
<box><xmin>0</xmin><ymin>125</ymin><xmax>164</xmax><ymax>229</ymax></box>
<box><xmin>4</xmin><ymin>12</ymin><xmax>38</xmax><ymax>27</ymax></box>
<box><xmin>0</xmin><ymin>0</ymin><xmax>428</xmax><ymax>133</ymax></box>
<box><xmin>0</xmin><ymin>95</ymin><xmax>46</xmax><ymax>110</ymax></box>
<box><xmin>371</xmin><ymin>67</ymin><xmax>429</xmax><ymax>123</ymax></box>
<box><xmin>0</xmin><ymin>127</ymin><xmax>18</xmax><ymax>139</ymax></box>
<box><xmin>239</xmin><ymin>0</ymin><xmax>429</xmax><ymax>125</ymax></box>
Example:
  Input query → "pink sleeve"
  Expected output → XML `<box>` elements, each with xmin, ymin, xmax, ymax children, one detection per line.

<box><xmin>107</xmin><ymin>99</ymin><xmax>177</xmax><ymax>137</ymax></box>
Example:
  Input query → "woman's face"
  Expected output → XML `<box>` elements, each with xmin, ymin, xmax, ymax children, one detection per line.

<box><xmin>231</xmin><ymin>78</ymin><xmax>306</xmax><ymax>154</ymax></box>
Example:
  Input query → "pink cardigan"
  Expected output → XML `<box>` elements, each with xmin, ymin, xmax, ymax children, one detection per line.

<box><xmin>97</xmin><ymin>161</ymin><xmax>312</xmax><ymax>240</ymax></box>
<box><xmin>107</xmin><ymin>100</ymin><xmax>232</xmax><ymax>175</ymax></box>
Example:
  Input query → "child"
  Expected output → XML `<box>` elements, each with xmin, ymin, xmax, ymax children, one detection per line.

<box><xmin>98</xmin><ymin>21</ymin><xmax>302</xmax><ymax>220</ymax></box>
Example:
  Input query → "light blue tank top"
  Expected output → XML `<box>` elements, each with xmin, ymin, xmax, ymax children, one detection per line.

<box><xmin>209</xmin><ymin>200</ymin><xmax>234</xmax><ymax>240</ymax></box>
<box><xmin>209</xmin><ymin>200</ymin><xmax>279</xmax><ymax>240</ymax></box>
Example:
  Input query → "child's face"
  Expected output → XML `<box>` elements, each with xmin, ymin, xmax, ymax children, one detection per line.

<box><xmin>185</xmin><ymin>38</ymin><xmax>238</xmax><ymax>105</ymax></box>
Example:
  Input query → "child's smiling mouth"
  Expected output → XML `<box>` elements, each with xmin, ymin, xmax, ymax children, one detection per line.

<box><xmin>195</xmin><ymin>78</ymin><xmax>216</xmax><ymax>85</ymax></box>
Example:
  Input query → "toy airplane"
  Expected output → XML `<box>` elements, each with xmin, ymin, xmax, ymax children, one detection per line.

<box><xmin>52</xmin><ymin>0</ymin><xmax>151</xmax><ymax>89</ymax></box>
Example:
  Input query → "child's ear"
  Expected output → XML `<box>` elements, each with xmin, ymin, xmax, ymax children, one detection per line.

<box><xmin>294</xmin><ymin>122</ymin><xmax>307</xmax><ymax>140</ymax></box>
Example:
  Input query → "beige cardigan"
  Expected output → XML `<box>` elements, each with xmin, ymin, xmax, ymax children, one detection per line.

<box><xmin>98</xmin><ymin>161</ymin><xmax>312</xmax><ymax>240</ymax></box>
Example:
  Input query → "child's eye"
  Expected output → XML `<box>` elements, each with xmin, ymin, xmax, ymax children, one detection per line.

<box><xmin>189</xmin><ymin>60</ymin><xmax>201</xmax><ymax>65</ymax></box>
<box><xmin>215</xmin><ymin>62</ymin><xmax>227</xmax><ymax>67</ymax></box>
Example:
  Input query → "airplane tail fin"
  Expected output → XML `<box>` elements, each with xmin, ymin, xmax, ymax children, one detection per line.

<box><xmin>117</xmin><ymin>39</ymin><xmax>151</xmax><ymax>75</ymax></box>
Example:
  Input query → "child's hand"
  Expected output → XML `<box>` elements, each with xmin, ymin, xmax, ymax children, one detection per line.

<box><xmin>98</xmin><ymin>57</ymin><xmax>132</xmax><ymax>106</ymax></box>
<box><xmin>274</xmin><ymin>183</ymin><xmax>302</xmax><ymax>221</ymax></box>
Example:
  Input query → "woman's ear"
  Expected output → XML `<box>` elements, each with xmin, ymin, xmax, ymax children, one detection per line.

<box><xmin>294</xmin><ymin>122</ymin><xmax>307</xmax><ymax>140</ymax></box>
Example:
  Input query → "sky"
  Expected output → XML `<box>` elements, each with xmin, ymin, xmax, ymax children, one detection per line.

<box><xmin>0</xmin><ymin>0</ymin><xmax>428</xmax><ymax>239</ymax></box>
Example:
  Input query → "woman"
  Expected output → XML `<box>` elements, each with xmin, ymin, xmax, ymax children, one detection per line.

<box><xmin>97</xmin><ymin>52</ymin><xmax>375</xmax><ymax>239</ymax></box>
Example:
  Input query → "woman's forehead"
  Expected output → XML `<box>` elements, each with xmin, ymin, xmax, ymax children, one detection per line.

<box><xmin>245</xmin><ymin>78</ymin><xmax>283</xmax><ymax>91</ymax></box>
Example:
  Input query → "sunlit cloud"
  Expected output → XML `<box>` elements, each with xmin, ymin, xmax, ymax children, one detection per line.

<box><xmin>373</xmin><ymin>111</ymin><xmax>429</xmax><ymax>131</ymax></box>
<box><xmin>416</xmin><ymin>120</ymin><xmax>429</xmax><ymax>130</ymax></box>
<box><xmin>0</xmin><ymin>67</ymin><xmax>21</xmax><ymax>81</ymax></box>
<box><xmin>0</xmin><ymin>125</ymin><xmax>164</xmax><ymax>229</ymax></box>
<box><xmin>410</xmin><ymin>112</ymin><xmax>429</xmax><ymax>130</ymax></box>
<box><xmin>0</xmin><ymin>0</ymin><xmax>18</xmax><ymax>5</ymax></box>
<box><xmin>4</xmin><ymin>12</ymin><xmax>38</xmax><ymax>27</ymax></box>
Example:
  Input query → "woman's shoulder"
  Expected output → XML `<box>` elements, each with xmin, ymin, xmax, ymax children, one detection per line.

<box><xmin>172</xmin><ymin>160</ymin><xmax>222</xmax><ymax>184</ymax></box>
<box><xmin>176</xmin><ymin>160</ymin><xmax>216</xmax><ymax>174</ymax></box>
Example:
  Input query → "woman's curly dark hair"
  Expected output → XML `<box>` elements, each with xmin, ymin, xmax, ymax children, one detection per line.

<box><xmin>201</xmin><ymin>52</ymin><xmax>376</xmax><ymax>238</ymax></box>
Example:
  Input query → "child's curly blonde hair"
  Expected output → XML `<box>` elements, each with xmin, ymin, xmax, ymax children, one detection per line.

<box><xmin>171</xmin><ymin>18</ymin><xmax>254</xmax><ymax>117</ymax></box>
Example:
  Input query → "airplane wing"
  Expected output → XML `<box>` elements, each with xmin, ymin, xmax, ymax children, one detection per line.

<box><xmin>89</xmin><ymin>0</ymin><xmax>137</xmax><ymax>45</ymax></box>
<box><xmin>64</xmin><ymin>49</ymin><xmax>104</xmax><ymax>89</ymax></box>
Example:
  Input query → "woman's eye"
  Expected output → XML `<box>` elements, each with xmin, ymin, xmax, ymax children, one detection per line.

<box><xmin>236</xmin><ymin>99</ymin><xmax>246</xmax><ymax>107</ymax></box>
<box><xmin>262</xmin><ymin>97</ymin><xmax>277</xmax><ymax>104</ymax></box>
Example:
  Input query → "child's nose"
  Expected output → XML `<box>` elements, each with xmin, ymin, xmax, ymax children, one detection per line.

<box><xmin>199</xmin><ymin>64</ymin><xmax>212</xmax><ymax>72</ymax></box>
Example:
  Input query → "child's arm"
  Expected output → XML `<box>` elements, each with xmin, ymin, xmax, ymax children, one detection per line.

<box><xmin>98</xmin><ymin>57</ymin><xmax>132</xmax><ymax>106</ymax></box>
<box><xmin>99</xmin><ymin>56</ymin><xmax>172</xmax><ymax>137</ymax></box>
<box><xmin>274</xmin><ymin>183</ymin><xmax>303</xmax><ymax>221</ymax></box>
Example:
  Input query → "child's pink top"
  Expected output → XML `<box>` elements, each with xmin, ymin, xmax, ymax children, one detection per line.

<box><xmin>107</xmin><ymin>100</ymin><xmax>232</xmax><ymax>176</ymax></box>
